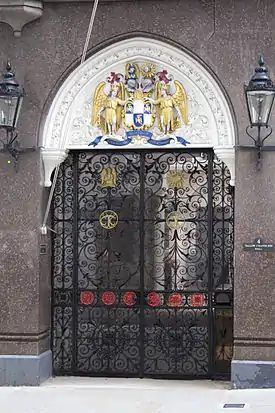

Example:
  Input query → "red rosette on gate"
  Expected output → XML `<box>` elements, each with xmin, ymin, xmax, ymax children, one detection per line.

<box><xmin>189</xmin><ymin>293</ymin><xmax>205</xmax><ymax>307</ymax></box>
<box><xmin>101</xmin><ymin>291</ymin><xmax>116</xmax><ymax>305</ymax></box>
<box><xmin>123</xmin><ymin>291</ymin><xmax>137</xmax><ymax>307</ymax></box>
<box><xmin>147</xmin><ymin>292</ymin><xmax>162</xmax><ymax>307</ymax></box>
<box><xmin>80</xmin><ymin>291</ymin><xmax>94</xmax><ymax>305</ymax></box>
<box><xmin>167</xmin><ymin>292</ymin><xmax>183</xmax><ymax>307</ymax></box>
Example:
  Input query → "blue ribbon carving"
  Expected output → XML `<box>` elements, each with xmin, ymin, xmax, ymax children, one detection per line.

<box><xmin>89</xmin><ymin>133</ymin><xmax>190</xmax><ymax>147</ymax></box>
<box><xmin>88</xmin><ymin>136</ymin><xmax>103</xmax><ymax>147</ymax></box>
<box><xmin>105</xmin><ymin>137</ymin><xmax>132</xmax><ymax>146</ymax></box>
<box><xmin>176</xmin><ymin>136</ymin><xmax>190</xmax><ymax>146</ymax></box>
<box><xmin>147</xmin><ymin>136</ymin><xmax>190</xmax><ymax>146</ymax></box>
<box><xmin>89</xmin><ymin>135</ymin><xmax>132</xmax><ymax>147</ymax></box>
<box><xmin>147</xmin><ymin>137</ymin><xmax>173</xmax><ymax>146</ymax></box>
<box><xmin>126</xmin><ymin>130</ymin><xmax>152</xmax><ymax>139</ymax></box>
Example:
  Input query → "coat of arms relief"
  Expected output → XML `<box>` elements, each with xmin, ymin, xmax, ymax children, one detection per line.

<box><xmin>89</xmin><ymin>62</ymin><xmax>190</xmax><ymax>147</ymax></box>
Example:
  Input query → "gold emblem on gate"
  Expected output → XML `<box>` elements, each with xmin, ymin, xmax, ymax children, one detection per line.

<box><xmin>99</xmin><ymin>210</ymin><xmax>118</xmax><ymax>229</ymax></box>
<box><xmin>166</xmin><ymin>211</ymin><xmax>185</xmax><ymax>230</ymax></box>
<box><xmin>101</xmin><ymin>167</ymin><xmax>117</xmax><ymax>188</ymax></box>
<box><xmin>167</xmin><ymin>170</ymin><xmax>186</xmax><ymax>189</ymax></box>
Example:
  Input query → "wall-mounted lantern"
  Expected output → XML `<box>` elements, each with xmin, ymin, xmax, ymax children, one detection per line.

<box><xmin>0</xmin><ymin>61</ymin><xmax>35</xmax><ymax>170</ymax></box>
<box><xmin>244</xmin><ymin>57</ymin><xmax>275</xmax><ymax>169</ymax></box>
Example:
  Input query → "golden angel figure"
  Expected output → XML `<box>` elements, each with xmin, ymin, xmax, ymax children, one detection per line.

<box><xmin>154</xmin><ymin>79</ymin><xmax>187</xmax><ymax>134</ymax></box>
<box><xmin>92</xmin><ymin>80</ymin><xmax>125</xmax><ymax>135</ymax></box>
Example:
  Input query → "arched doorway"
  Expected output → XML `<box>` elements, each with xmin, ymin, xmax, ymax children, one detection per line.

<box><xmin>42</xmin><ymin>36</ymin><xmax>236</xmax><ymax>379</ymax></box>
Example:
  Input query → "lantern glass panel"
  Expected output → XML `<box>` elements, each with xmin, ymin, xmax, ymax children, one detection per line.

<box><xmin>246</xmin><ymin>90</ymin><xmax>275</xmax><ymax>126</ymax></box>
<box><xmin>14</xmin><ymin>96</ymin><xmax>23</xmax><ymax>127</ymax></box>
<box><xmin>0</xmin><ymin>95</ymin><xmax>20</xmax><ymax>128</ymax></box>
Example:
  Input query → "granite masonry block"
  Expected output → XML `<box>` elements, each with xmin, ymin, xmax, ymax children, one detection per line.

<box><xmin>0</xmin><ymin>350</ymin><xmax>52</xmax><ymax>386</ymax></box>
<box><xmin>232</xmin><ymin>360</ymin><xmax>275</xmax><ymax>389</ymax></box>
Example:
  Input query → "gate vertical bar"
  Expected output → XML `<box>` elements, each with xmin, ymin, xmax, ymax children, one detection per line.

<box><xmin>72</xmin><ymin>151</ymin><xmax>79</xmax><ymax>373</ymax></box>
<box><xmin>139</xmin><ymin>153</ymin><xmax>145</xmax><ymax>377</ymax></box>
<box><xmin>207</xmin><ymin>151</ymin><xmax>214</xmax><ymax>376</ymax></box>
<box><xmin>231</xmin><ymin>184</ymin><xmax>235</xmax><ymax>312</ymax></box>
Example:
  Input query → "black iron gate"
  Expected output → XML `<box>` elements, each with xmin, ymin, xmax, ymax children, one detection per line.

<box><xmin>52</xmin><ymin>150</ymin><xmax>234</xmax><ymax>378</ymax></box>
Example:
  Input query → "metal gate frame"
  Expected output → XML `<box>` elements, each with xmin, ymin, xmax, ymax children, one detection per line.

<box><xmin>51</xmin><ymin>149</ymin><xmax>234</xmax><ymax>379</ymax></box>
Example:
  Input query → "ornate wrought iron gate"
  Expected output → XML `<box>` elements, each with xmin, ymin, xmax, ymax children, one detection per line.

<box><xmin>52</xmin><ymin>150</ymin><xmax>234</xmax><ymax>378</ymax></box>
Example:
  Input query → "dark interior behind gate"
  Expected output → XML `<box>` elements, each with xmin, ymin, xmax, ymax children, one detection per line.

<box><xmin>52</xmin><ymin>150</ymin><xmax>234</xmax><ymax>379</ymax></box>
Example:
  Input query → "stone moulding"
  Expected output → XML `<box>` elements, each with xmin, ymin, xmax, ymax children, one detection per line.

<box><xmin>40</xmin><ymin>37</ymin><xmax>236</xmax><ymax>186</ymax></box>
<box><xmin>0</xmin><ymin>0</ymin><xmax>43</xmax><ymax>37</ymax></box>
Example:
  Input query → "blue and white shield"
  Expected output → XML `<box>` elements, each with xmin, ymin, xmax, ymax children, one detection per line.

<box><xmin>124</xmin><ymin>98</ymin><xmax>153</xmax><ymax>130</ymax></box>
<box><xmin>134</xmin><ymin>113</ymin><xmax>144</xmax><ymax>128</ymax></box>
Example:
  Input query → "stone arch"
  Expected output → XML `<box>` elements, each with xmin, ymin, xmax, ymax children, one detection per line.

<box><xmin>41</xmin><ymin>35</ymin><xmax>237</xmax><ymax>186</ymax></box>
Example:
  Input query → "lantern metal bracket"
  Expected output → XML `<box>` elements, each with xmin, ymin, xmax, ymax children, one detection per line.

<box><xmin>0</xmin><ymin>128</ymin><xmax>36</xmax><ymax>171</ymax></box>
<box><xmin>237</xmin><ymin>124</ymin><xmax>274</xmax><ymax>170</ymax></box>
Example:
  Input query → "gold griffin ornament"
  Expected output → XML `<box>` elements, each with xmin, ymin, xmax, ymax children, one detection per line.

<box><xmin>99</xmin><ymin>210</ymin><xmax>118</xmax><ymax>230</ymax></box>
<box><xmin>101</xmin><ymin>167</ymin><xmax>116</xmax><ymax>188</ymax></box>
<box><xmin>166</xmin><ymin>211</ymin><xmax>185</xmax><ymax>230</ymax></box>
<box><xmin>167</xmin><ymin>170</ymin><xmax>187</xmax><ymax>189</ymax></box>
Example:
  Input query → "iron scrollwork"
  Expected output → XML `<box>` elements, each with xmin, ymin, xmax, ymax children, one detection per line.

<box><xmin>52</xmin><ymin>150</ymin><xmax>234</xmax><ymax>378</ymax></box>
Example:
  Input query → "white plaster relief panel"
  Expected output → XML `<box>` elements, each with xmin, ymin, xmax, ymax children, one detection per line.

<box><xmin>41</xmin><ymin>37</ymin><xmax>236</xmax><ymax>186</ymax></box>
